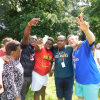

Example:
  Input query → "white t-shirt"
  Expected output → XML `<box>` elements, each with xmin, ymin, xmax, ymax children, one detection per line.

<box><xmin>0</xmin><ymin>57</ymin><xmax>4</xmax><ymax>93</ymax></box>
<box><xmin>94</xmin><ymin>50</ymin><xmax>100</xmax><ymax>70</ymax></box>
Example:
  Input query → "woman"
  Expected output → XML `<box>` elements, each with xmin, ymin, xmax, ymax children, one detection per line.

<box><xmin>1</xmin><ymin>40</ymin><xmax>24</xmax><ymax>100</ymax></box>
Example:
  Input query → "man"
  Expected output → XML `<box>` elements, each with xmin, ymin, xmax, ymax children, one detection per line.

<box><xmin>0</xmin><ymin>37</ymin><xmax>13</xmax><ymax>56</ymax></box>
<box><xmin>94</xmin><ymin>43</ymin><xmax>100</xmax><ymax>72</ymax></box>
<box><xmin>1</xmin><ymin>40</ymin><xmax>23</xmax><ymax>100</ymax></box>
<box><xmin>52</xmin><ymin>35</ymin><xmax>74</xmax><ymax>100</ymax></box>
<box><xmin>67</xmin><ymin>15</ymin><xmax>100</xmax><ymax>100</ymax></box>
<box><xmin>20</xmin><ymin>18</ymin><xmax>40</xmax><ymax>100</ymax></box>
<box><xmin>0</xmin><ymin>37</ymin><xmax>13</xmax><ymax>100</ymax></box>
<box><xmin>31</xmin><ymin>37</ymin><xmax>54</xmax><ymax>100</ymax></box>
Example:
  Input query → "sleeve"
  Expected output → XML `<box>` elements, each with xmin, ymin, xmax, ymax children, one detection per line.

<box><xmin>82</xmin><ymin>40</ymin><xmax>95</xmax><ymax>55</ymax></box>
<box><xmin>0</xmin><ymin>58</ymin><xmax>4</xmax><ymax>72</ymax></box>
<box><xmin>2</xmin><ymin>65</ymin><xmax>20</xmax><ymax>99</ymax></box>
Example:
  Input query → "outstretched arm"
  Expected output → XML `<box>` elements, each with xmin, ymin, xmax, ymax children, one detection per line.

<box><xmin>22</xmin><ymin>18</ymin><xmax>40</xmax><ymax>45</ymax></box>
<box><xmin>77</xmin><ymin>15</ymin><xmax>95</xmax><ymax>45</ymax></box>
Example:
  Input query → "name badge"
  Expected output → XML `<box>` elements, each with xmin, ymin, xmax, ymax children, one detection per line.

<box><xmin>61</xmin><ymin>61</ymin><xmax>65</xmax><ymax>68</ymax></box>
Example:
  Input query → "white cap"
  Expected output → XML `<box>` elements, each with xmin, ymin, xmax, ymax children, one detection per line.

<box><xmin>30</xmin><ymin>35</ymin><xmax>37</xmax><ymax>39</ymax></box>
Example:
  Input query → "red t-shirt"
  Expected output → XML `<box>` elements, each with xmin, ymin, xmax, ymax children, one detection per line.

<box><xmin>33</xmin><ymin>46</ymin><xmax>54</xmax><ymax>75</ymax></box>
<box><xmin>0</xmin><ymin>49</ymin><xmax>5</xmax><ymax>57</ymax></box>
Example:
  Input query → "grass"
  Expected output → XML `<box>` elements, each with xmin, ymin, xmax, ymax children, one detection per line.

<box><xmin>25</xmin><ymin>75</ymin><xmax>100</xmax><ymax>100</ymax></box>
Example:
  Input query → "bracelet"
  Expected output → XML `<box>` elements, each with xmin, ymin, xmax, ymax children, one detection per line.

<box><xmin>28</xmin><ymin>23</ymin><xmax>32</xmax><ymax>26</ymax></box>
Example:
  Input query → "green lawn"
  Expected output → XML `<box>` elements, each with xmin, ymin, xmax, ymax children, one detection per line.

<box><xmin>25</xmin><ymin>75</ymin><xmax>100</xmax><ymax>100</ymax></box>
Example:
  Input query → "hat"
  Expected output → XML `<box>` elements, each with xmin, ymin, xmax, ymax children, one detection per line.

<box><xmin>96</xmin><ymin>43</ymin><xmax>100</xmax><ymax>49</ymax></box>
<box><xmin>30</xmin><ymin>35</ymin><xmax>37</xmax><ymax>39</ymax></box>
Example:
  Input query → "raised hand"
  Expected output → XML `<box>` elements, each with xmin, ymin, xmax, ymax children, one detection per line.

<box><xmin>29</xmin><ymin>18</ymin><xmax>40</xmax><ymax>26</ymax></box>
<box><xmin>77</xmin><ymin>15</ymin><xmax>89</xmax><ymax>32</ymax></box>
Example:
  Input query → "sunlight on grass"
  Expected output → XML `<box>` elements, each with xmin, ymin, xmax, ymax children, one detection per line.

<box><xmin>25</xmin><ymin>75</ymin><xmax>100</xmax><ymax>100</ymax></box>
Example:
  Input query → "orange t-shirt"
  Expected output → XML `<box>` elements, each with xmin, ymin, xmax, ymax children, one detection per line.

<box><xmin>33</xmin><ymin>46</ymin><xmax>54</xmax><ymax>75</ymax></box>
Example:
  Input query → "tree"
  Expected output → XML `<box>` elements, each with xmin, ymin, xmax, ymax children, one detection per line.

<box><xmin>83</xmin><ymin>0</ymin><xmax>100</xmax><ymax>43</ymax></box>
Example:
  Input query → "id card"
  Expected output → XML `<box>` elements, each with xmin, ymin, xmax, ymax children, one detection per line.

<box><xmin>61</xmin><ymin>61</ymin><xmax>65</xmax><ymax>68</ymax></box>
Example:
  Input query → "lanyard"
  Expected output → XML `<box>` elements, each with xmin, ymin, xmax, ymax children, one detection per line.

<box><xmin>72</xmin><ymin>49</ymin><xmax>77</xmax><ymax>59</ymax></box>
<box><xmin>72</xmin><ymin>49</ymin><xmax>77</xmax><ymax>69</ymax></box>
<box><xmin>58</xmin><ymin>47</ymin><xmax>66</xmax><ymax>61</ymax></box>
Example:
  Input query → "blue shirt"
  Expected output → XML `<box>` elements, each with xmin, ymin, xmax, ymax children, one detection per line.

<box><xmin>52</xmin><ymin>45</ymin><xmax>74</xmax><ymax>78</ymax></box>
<box><xmin>72</xmin><ymin>40</ymin><xmax>100</xmax><ymax>84</ymax></box>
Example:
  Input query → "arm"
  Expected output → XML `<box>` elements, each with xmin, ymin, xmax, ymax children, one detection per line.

<box><xmin>1</xmin><ymin>56</ymin><xmax>12</xmax><ymax>65</ymax></box>
<box><xmin>15</xmin><ymin>97</ymin><xmax>21</xmax><ymax>100</ymax></box>
<box><xmin>49</xmin><ymin>61</ymin><xmax>54</xmax><ymax>77</ymax></box>
<box><xmin>77</xmin><ymin>41</ymin><xmax>82</xmax><ymax>48</ymax></box>
<box><xmin>35</xmin><ymin>39</ymin><xmax>43</xmax><ymax>52</ymax></box>
<box><xmin>22</xmin><ymin>18</ymin><xmax>40</xmax><ymax>45</ymax></box>
<box><xmin>77</xmin><ymin>15</ymin><xmax>95</xmax><ymax>45</ymax></box>
<box><xmin>52</xmin><ymin>44</ymin><xmax>58</xmax><ymax>49</ymax></box>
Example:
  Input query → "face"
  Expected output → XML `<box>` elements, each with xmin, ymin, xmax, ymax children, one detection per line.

<box><xmin>29</xmin><ymin>38</ymin><xmax>37</xmax><ymax>46</ymax></box>
<box><xmin>13</xmin><ymin>46</ymin><xmax>21</xmax><ymax>60</ymax></box>
<box><xmin>68</xmin><ymin>36</ymin><xmax>78</xmax><ymax>49</ymax></box>
<box><xmin>57</xmin><ymin>36</ymin><xmax>66</xmax><ymax>49</ymax></box>
<box><xmin>45</xmin><ymin>40</ymin><xmax>53</xmax><ymax>50</ymax></box>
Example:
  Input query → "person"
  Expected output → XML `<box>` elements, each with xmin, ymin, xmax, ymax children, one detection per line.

<box><xmin>0</xmin><ymin>37</ymin><xmax>13</xmax><ymax>100</ymax></box>
<box><xmin>0</xmin><ymin>37</ymin><xmax>13</xmax><ymax>56</ymax></box>
<box><xmin>20</xmin><ymin>18</ymin><xmax>40</xmax><ymax>100</ymax></box>
<box><xmin>1</xmin><ymin>40</ymin><xmax>24</xmax><ymax>100</ymax></box>
<box><xmin>31</xmin><ymin>36</ymin><xmax>54</xmax><ymax>100</ymax></box>
<box><xmin>51</xmin><ymin>35</ymin><xmax>74</xmax><ymax>100</ymax></box>
<box><xmin>67</xmin><ymin>15</ymin><xmax>100</xmax><ymax>100</ymax></box>
<box><xmin>92</xmin><ymin>45</ymin><xmax>95</xmax><ymax>56</ymax></box>
<box><xmin>94</xmin><ymin>43</ymin><xmax>100</xmax><ymax>72</ymax></box>
<box><xmin>0</xmin><ymin>58</ymin><xmax>4</xmax><ymax>94</ymax></box>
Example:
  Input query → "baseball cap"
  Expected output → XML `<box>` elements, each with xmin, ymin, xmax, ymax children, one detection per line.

<box><xmin>30</xmin><ymin>35</ymin><xmax>37</xmax><ymax>39</ymax></box>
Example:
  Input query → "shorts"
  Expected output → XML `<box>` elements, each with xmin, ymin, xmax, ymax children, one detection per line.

<box><xmin>31</xmin><ymin>71</ymin><xmax>48</xmax><ymax>91</ymax></box>
<box><xmin>55</xmin><ymin>76</ymin><xmax>74</xmax><ymax>100</ymax></box>
<box><xmin>75</xmin><ymin>82</ymin><xmax>99</xmax><ymax>100</ymax></box>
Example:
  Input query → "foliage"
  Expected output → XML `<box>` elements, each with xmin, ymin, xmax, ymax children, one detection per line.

<box><xmin>0</xmin><ymin>0</ymin><xmax>79</xmax><ymax>43</ymax></box>
<box><xmin>83</xmin><ymin>0</ymin><xmax>100</xmax><ymax>44</ymax></box>
<box><xmin>1</xmin><ymin>0</ymin><xmax>100</xmax><ymax>44</ymax></box>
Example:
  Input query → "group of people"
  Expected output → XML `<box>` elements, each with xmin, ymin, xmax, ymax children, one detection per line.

<box><xmin>0</xmin><ymin>15</ymin><xmax>100</xmax><ymax>100</ymax></box>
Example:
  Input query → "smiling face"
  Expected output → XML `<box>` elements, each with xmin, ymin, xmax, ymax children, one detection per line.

<box><xmin>67</xmin><ymin>35</ymin><xmax>78</xmax><ymax>49</ymax></box>
<box><xmin>57</xmin><ymin>36</ymin><xmax>67</xmax><ymax>49</ymax></box>
<box><xmin>45</xmin><ymin>40</ymin><xmax>53</xmax><ymax>51</ymax></box>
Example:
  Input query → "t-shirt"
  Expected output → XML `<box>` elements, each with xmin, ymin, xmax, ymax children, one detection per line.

<box><xmin>0</xmin><ymin>49</ymin><xmax>5</xmax><ymax>57</ymax></box>
<box><xmin>52</xmin><ymin>45</ymin><xmax>74</xmax><ymax>78</ymax></box>
<box><xmin>72</xmin><ymin>40</ymin><xmax>100</xmax><ymax>84</ymax></box>
<box><xmin>94</xmin><ymin>50</ymin><xmax>100</xmax><ymax>70</ymax></box>
<box><xmin>20</xmin><ymin>43</ymin><xmax>35</xmax><ymax>77</ymax></box>
<box><xmin>33</xmin><ymin>46</ymin><xmax>54</xmax><ymax>76</ymax></box>
<box><xmin>0</xmin><ymin>58</ymin><xmax>4</xmax><ymax>94</ymax></box>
